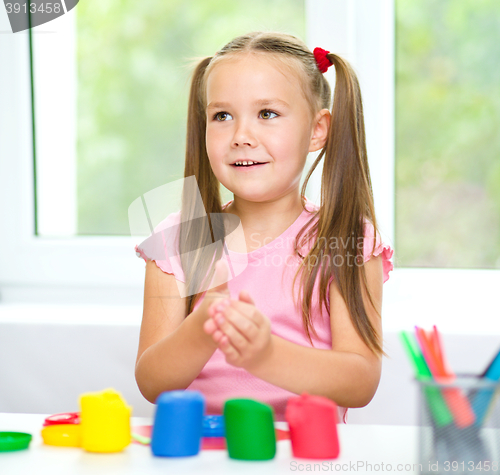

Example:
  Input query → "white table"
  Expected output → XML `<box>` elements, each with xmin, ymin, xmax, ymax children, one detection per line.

<box><xmin>0</xmin><ymin>413</ymin><xmax>419</xmax><ymax>475</ymax></box>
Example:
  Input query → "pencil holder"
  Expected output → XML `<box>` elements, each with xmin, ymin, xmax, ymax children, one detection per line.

<box><xmin>417</xmin><ymin>375</ymin><xmax>500</xmax><ymax>475</ymax></box>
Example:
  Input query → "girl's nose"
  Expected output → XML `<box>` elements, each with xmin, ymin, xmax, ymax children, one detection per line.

<box><xmin>232</xmin><ymin>121</ymin><xmax>256</xmax><ymax>148</ymax></box>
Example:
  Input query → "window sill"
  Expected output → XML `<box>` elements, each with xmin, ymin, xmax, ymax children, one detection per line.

<box><xmin>0</xmin><ymin>302</ymin><xmax>142</xmax><ymax>326</ymax></box>
<box><xmin>0</xmin><ymin>268</ymin><xmax>498</xmax><ymax>333</ymax></box>
<box><xmin>382</xmin><ymin>267</ymin><xmax>500</xmax><ymax>335</ymax></box>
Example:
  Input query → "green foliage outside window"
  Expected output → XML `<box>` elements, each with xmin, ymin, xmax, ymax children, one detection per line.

<box><xmin>396</xmin><ymin>0</ymin><xmax>500</xmax><ymax>268</ymax></box>
<box><xmin>77</xmin><ymin>0</ymin><xmax>500</xmax><ymax>269</ymax></box>
<box><xmin>76</xmin><ymin>0</ymin><xmax>304</xmax><ymax>235</ymax></box>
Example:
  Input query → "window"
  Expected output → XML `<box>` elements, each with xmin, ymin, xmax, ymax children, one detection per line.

<box><xmin>0</xmin><ymin>1</ymin><xmax>308</xmax><ymax>304</ymax></box>
<box><xmin>35</xmin><ymin>0</ymin><xmax>305</xmax><ymax>237</ymax></box>
<box><xmin>3</xmin><ymin>0</ymin><xmax>497</xmax><ymax>331</ymax></box>
<box><xmin>395</xmin><ymin>0</ymin><xmax>500</xmax><ymax>269</ymax></box>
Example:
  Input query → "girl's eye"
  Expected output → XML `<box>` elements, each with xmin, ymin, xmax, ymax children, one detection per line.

<box><xmin>214</xmin><ymin>112</ymin><xmax>232</xmax><ymax>121</ymax></box>
<box><xmin>260</xmin><ymin>110</ymin><xmax>278</xmax><ymax>120</ymax></box>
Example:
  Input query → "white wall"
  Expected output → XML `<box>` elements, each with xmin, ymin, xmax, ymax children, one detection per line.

<box><xmin>1</xmin><ymin>304</ymin><xmax>498</xmax><ymax>425</ymax></box>
<box><xmin>1</xmin><ymin>0</ymin><xmax>499</xmax><ymax>425</ymax></box>
<box><xmin>0</xmin><ymin>305</ymin><xmax>154</xmax><ymax>418</ymax></box>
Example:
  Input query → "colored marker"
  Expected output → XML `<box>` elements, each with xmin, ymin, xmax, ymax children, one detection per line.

<box><xmin>415</xmin><ymin>326</ymin><xmax>475</xmax><ymax>428</ymax></box>
<box><xmin>400</xmin><ymin>331</ymin><xmax>453</xmax><ymax>427</ymax></box>
<box><xmin>472</xmin><ymin>348</ymin><xmax>500</xmax><ymax>426</ymax></box>
<box><xmin>480</xmin><ymin>346</ymin><xmax>500</xmax><ymax>378</ymax></box>
<box><xmin>432</xmin><ymin>325</ymin><xmax>453</xmax><ymax>376</ymax></box>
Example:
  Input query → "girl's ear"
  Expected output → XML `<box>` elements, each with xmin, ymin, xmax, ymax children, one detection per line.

<box><xmin>309</xmin><ymin>109</ymin><xmax>331</xmax><ymax>152</ymax></box>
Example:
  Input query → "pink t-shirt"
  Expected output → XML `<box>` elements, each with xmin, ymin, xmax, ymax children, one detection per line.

<box><xmin>135</xmin><ymin>197</ymin><xmax>394</xmax><ymax>423</ymax></box>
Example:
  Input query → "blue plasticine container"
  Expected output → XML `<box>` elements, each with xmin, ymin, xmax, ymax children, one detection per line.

<box><xmin>151</xmin><ymin>390</ymin><xmax>205</xmax><ymax>457</ymax></box>
<box><xmin>203</xmin><ymin>415</ymin><xmax>225</xmax><ymax>437</ymax></box>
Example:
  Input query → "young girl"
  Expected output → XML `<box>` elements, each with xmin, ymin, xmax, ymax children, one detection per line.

<box><xmin>134</xmin><ymin>31</ymin><xmax>393</xmax><ymax>423</ymax></box>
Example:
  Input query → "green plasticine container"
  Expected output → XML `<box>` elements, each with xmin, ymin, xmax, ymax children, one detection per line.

<box><xmin>0</xmin><ymin>432</ymin><xmax>32</xmax><ymax>452</ymax></box>
<box><xmin>223</xmin><ymin>399</ymin><xmax>276</xmax><ymax>461</ymax></box>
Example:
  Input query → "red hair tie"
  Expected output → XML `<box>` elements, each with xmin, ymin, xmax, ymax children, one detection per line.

<box><xmin>313</xmin><ymin>47</ymin><xmax>332</xmax><ymax>73</ymax></box>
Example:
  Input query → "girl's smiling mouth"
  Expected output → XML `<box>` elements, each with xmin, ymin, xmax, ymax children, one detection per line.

<box><xmin>231</xmin><ymin>159</ymin><xmax>268</xmax><ymax>167</ymax></box>
<box><xmin>231</xmin><ymin>162</ymin><xmax>268</xmax><ymax>170</ymax></box>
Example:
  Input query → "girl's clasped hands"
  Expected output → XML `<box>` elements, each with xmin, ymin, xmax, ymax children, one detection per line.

<box><xmin>203</xmin><ymin>262</ymin><xmax>273</xmax><ymax>372</ymax></box>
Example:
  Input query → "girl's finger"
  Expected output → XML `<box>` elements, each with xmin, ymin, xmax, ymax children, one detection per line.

<box><xmin>203</xmin><ymin>317</ymin><xmax>217</xmax><ymax>335</ymax></box>
<box><xmin>226</xmin><ymin>299</ymin><xmax>263</xmax><ymax>327</ymax></box>
<box><xmin>238</xmin><ymin>290</ymin><xmax>255</xmax><ymax>305</ymax></box>
<box><xmin>215</xmin><ymin>317</ymin><xmax>247</xmax><ymax>353</ymax></box>
<box><xmin>208</xmin><ymin>304</ymin><xmax>217</xmax><ymax>318</ymax></box>
<box><xmin>222</xmin><ymin>305</ymin><xmax>260</xmax><ymax>342</ymax></box>
<box><xmin>219</xmin><ymin>335</ymin><xmax>240</xmax><ymax>362</ymax></box>
<box><xmin>212</xmin><ymin>329</ymin><xmax>225</xmax><ymax>343</ymax></box>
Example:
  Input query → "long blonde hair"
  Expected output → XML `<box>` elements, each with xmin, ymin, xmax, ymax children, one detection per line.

<box><xmin>180</xmin><ymin>31</ymin><xmax>382</xmax><ymax>355</ymax></box>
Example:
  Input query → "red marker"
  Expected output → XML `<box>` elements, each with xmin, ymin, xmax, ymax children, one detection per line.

<box><xmin>415</xmin><ymin>326</ymin><xmax>475</xmax><ymax>428</ymax></box>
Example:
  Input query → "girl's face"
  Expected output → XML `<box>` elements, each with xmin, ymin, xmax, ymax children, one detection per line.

<box><xmin>205</xmin><ymin>54</ymin><xmax>318</xmax><ymax>203</ymax></box>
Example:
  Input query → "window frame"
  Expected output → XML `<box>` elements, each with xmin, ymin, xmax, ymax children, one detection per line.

<box><xmin>1</xmin><ymin>0</ymin><xmax>498</xmax><ymax>323</ymax></box>
<box><xmin>0</xmin><ymin>7</ymin><xmax>152</xmax><ymax>304</ymax></box>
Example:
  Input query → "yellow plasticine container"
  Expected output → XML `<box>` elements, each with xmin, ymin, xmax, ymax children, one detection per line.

<box><xmin>41</xmin><ymin>424</ymin><xmax>82</xmax><ymax>447</ymax></box>
<box><xmin>79</xmin><ymin>388</ymin><xmax>132</xmax><ymax>453</ymax></box>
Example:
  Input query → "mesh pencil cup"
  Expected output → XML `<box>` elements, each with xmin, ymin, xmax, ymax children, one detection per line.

<box><xmin>417</xmin><ymin>375</ymin><xmax>500</xmax><ymax>475</ymax></box>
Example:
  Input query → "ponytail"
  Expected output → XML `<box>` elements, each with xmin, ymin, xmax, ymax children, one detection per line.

<box><xmin>181</xmin><ymin>57</ymin><xmax>226</xmax><ymax>316</ymax></box>
<box><xmin>297</xmin><ymin>53</ymin><xmax>383</xmax><ymax>356</ymax></box>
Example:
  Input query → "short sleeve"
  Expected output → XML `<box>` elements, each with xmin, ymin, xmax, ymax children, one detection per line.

<box><xmin>134</xmin><ymin>243</ymin><xmax>174</xmax><ymax>275</ymax></box>
<box><xmin>134</xmin><ymin>211</ymin><xmax>185</xmax><ymax>281</ymax></box>
<box><xmin>362</xmin><ymin>221</ymin><xmax>394</xmax><ymax>283</ymax></box>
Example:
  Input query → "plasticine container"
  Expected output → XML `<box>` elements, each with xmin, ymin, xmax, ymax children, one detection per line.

<box><xmin>79</xmin><ymin>388</ymin><xmax>132</xmax><ymax>453</ymax></box>
<box><xmin>203</xmin><ymin>415</ymin><xmax>225</xmax><ymax>437</ymax></box>
<box><xmin>41</xmin><ymin>424</ymin><xmax>82</xmax><ymax>447</ymax></box>
<box><xmin>286</xmin><ymin>393</ymin><xmax>340</xmax><ymax>459</ymax></box>
<box><xmin>151</xmin><ymin>390</ymin><xmax>205</xmax><ymax>457</ymax></box>
<box><xmin>223</xmin><ymin>398</ymin><xmax>276</xmax><ymax>461</ymax></box>
<box><xmin>0</xmin><ymin>432</ymin><xmax>32</xmax><ymax>452</ymax></box>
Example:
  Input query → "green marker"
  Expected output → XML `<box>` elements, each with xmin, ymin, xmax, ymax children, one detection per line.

<box><xmin>400</xmin><ymin>331</ymin><xmax>453</xmax><ymax>427</ymax></box>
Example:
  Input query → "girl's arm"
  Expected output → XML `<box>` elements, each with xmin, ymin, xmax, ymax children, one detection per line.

<box><xmin>135</xmin><ymin>260</ymin><xmax>227</xmax><ymax>403</ymax></box>
<box><xmin>256</xmin><ymin>254</ymin><xmax>383</xmax><ymax>407</ymax></box>
<box><xmin>208</xmin><ymin>255</ymin><xmax>384</xmax><ymax>408</ymax></box>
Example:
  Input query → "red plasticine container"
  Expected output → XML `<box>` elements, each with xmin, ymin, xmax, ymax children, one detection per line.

<box><xmin>43</xmin><ymin>412</ymin><xmax>81</xmax><ymax>427</ymax></box>
<box><xmin>285</xmin><ymin>393</ymin><xmax>340</xmax><ymax>459</ymax></box>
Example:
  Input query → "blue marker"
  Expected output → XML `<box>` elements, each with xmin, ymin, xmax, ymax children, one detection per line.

<box><xmin>472</xmin><ymin>349</ymin><xmax>500</xmax><ymax>426</ymax></box>
<box><xmin>480</xmin><ymin>346</ymin><xmax>500</xmax><ymax>377</ymax></box>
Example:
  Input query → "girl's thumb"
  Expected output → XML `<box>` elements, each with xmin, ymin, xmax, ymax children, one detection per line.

<box><xmin>208</xmin><ymin>259</ymin><xmax>230</xmax><ymax>295</ymax></box>
<box><xmin>239</xmin><ymin>290</ymin><xmax>255</xmax><ymax>305</ymax></box>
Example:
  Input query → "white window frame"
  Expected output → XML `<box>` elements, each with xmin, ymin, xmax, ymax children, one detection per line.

<box><xmin>306</xmin><ymin>0</ymin><xmax>499</xmax><ymax>335</ymax></box>
<box><xmin>0</xmin><ymin>6</ymin><xmax>143</xmax><ymax>305</ymax></box>
<box><xmin>1</xmin><ymin>0</ymin><xmax>498</xmax><ymax>333</ymax></box>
